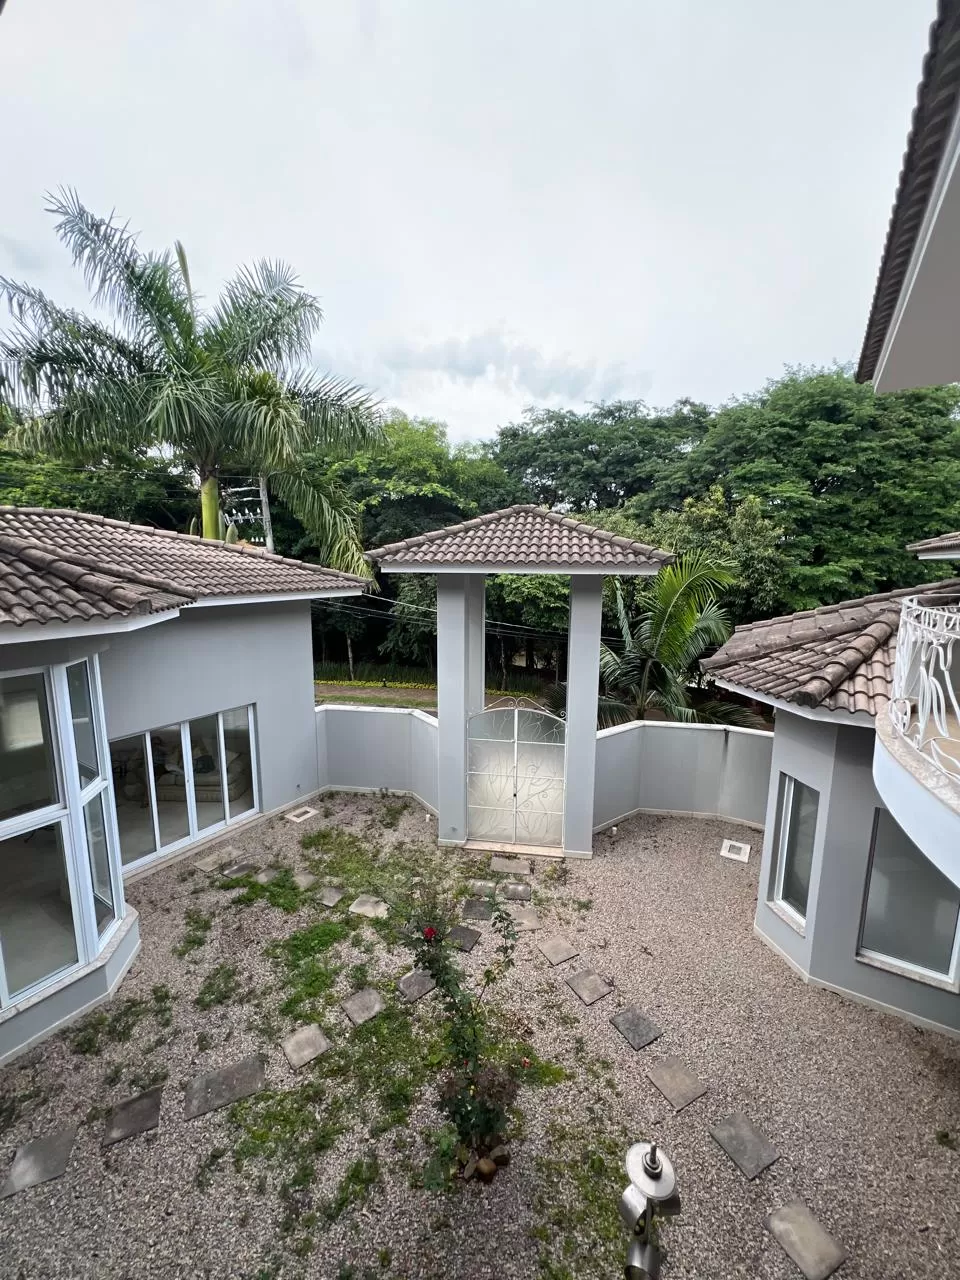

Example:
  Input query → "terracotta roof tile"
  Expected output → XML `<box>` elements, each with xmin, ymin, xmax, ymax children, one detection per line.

<box><xmin>906</xmin><ymin>530</ymin><xmax>960</xmax><ymax>556</ymax></box>
<box><xmin>702</xmin><ymin>578</ymin><xmax>960</xmax><ymax>717</ymax></box>
<box><xmin>0</xmin><ymin>507</ymin><xmax>366</xmax><ymax>630</ymax></box>
<box><xmin>366</xmin><ymin>505</ymin><xmax>672</xmax><ymax>573</ymax></box>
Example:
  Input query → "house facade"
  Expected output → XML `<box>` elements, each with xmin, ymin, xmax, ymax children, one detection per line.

<box><xmin>0</xmin><ymin>507</ymin><xmax>364</xmax><ymax>1063</ymax></box>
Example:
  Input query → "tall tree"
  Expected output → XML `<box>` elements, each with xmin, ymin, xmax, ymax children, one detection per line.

<box><xmin>0</xmin><ymin>190</ymin><xmax>380</xmax><ymax>572</ymax></box>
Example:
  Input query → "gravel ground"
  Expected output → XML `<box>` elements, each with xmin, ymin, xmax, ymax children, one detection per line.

<box><xmin>1</xmin><ymin>797</ymin><xmax>959</xmax><ymax>1280</ymax></box>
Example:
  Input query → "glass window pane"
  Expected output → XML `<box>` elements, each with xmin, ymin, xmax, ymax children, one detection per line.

<box><xmin>83</xmin><ymin>792</ymin><xmax>117</xmax><ymax>936</ymax></box>
<box><xmin>221</xmin><ymin>706</ymin><xmax>255</xmax><ymax>818</ymax></box>
<box><xmin>0</xmin><ymin>673</ymin><xmax>59</xmax><ymax>822</ymax></box>
<box><xmin>0</xmin><ymin>822</ymin><xmax>78</xmax><ymax>996</ymax></box>
<box><xmin>861</xmin><ymin>810</ymin><xmax>960</xmax><ymax>975</ymax></box>
<box><xmin>110</xmin><ymin>735</ymin><xmax>159</xmax><ymax>865</ymax></box>
<box><xmin>189</xmin><ymin>715</ymin><xmax>225</xmax><ymax>830</ymax></box>
<box><xmin>780</xmin><ymin>778</ymin><xmax>818</xmax><ymax>918</ymax></box>
<box><xmin>67</xmin><ymin>662</ymin><xmax>100</xmax><ymax>787</ymax></box>
<box><xmin>151</xmin><ymin>726</ymin><xmax>191</xmax><ymax>847</ymax></box>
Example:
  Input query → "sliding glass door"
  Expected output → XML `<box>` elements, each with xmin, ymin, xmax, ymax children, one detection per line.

<box><xmin>110</xmin><ymin>705</ymin><xmax>258</xmax><ymax>870</ymax></box>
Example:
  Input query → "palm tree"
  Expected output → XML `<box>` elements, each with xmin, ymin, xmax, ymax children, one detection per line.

<box><xmin>550</xmin><ymin>551</ymin><xmax>761</xmax><ymax>727</ymax></box>
<box><xmin>0</xmin><ymin>190</ymin><xmax>381</xmax><ymax>572</ymax></box>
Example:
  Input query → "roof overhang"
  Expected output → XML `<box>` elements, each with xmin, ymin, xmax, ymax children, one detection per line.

<box><xmin>712</xmin><ymin>677</ymin><xmax>877</xmax><ymax>729</ymax></box>
<box><xmin>0</xmin><ymin>607</ymin><xmax>182</xmax><ymax>646</ymax></box>
<box><xmin>192</xmin><ymin>587</ymin><xmax>366</xmax><ymax>607</ymax></box>
<box><xmin>915</xmin><ymin>548</ymin><xmax>960</xmax><ymax>560</ymax></box>
<box><xmin>375</xmin><ymin>561</ymin><xmax>660</xmax><ymax>577</ymax></box>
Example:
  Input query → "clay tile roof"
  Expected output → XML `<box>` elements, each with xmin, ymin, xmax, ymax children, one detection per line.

<box><xmin>906</xmin><ymin>530</ymin><xmax>960</xmax><ymax>557</ymax></box>
<box><xmin>366</xmin><ymin>505</ymin><xmax>673</xmax><ymax>574</ymax></box>
<box><xmin>701</xmin><ymin>577</ymin><xmax>960</xmax><ymax>717</ymax></box>
<box><xmin>857</xmin><ymin>1</ymin><xmax>960</xmax><ymax>382</ymax></box>
<box><xmin>0</xmin><ymin>507</ymin><xmax>366</xmax><ymax>630</ymax></box>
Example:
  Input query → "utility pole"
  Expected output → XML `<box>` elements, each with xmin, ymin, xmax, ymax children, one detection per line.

<box><xmin>259</xmin><ymin>474</ymin><xmax>275</xmax><ymax>553</ymax></box>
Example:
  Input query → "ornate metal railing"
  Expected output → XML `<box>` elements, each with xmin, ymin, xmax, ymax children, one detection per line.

<box><xmin>890</xmin><ymin>595</ymin><xmax>960</xmax><ymax>783</ymax></box>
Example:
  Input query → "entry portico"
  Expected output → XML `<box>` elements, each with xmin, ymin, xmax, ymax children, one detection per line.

<box><xmin>367</xmin><ymin>506</ymin><xmax>671</xmax><ymax>858</ymax></box>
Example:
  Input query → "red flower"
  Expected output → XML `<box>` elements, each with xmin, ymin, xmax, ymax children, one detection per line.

<box><xmin>422</xmin><ymin>926</ymin><xmax>438</xmax><ymax>942</ymax></box>
<box><xmin>521</xmin><ymin>1057</ymin><xmax>531</xmax><ymax>1069</ymax></box>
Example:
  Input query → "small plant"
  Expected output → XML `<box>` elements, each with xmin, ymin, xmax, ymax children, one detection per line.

<box><xmin>195</xmin><ymin>964</ymin><xmax>240</xmax><ymax>1009</ymax></box>
<box><xmin>128</xmin><ymin>1064</ymin><xmax>169</xmax><ymax>1092</ymax></box>
<box><xmin>196</xmin><ymin>1145</ymin><xmax>228</xmax><ymax>1190</ymax></box>
<box><xmin>379</xmin><ymin>794</ymin><xmax>409</xmax><ymax>829</ymax></box>
<box><xmin>196</xmin><ymin>1030</ymin><xmax>213</xmax><ymax>1052</ymax></box>
<box><xmin>936</xmin><ymin>1129</ymin><xmax>957</xmax><ymax>1149</ymax></box>
<box><xmin>174</xmin><ymin>908</ymin><xmax>213</xmax><ymax>956</ymax></box>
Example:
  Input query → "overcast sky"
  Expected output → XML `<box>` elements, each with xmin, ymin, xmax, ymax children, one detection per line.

<box><xmin>0</xmin><ymin>0</ymin><xmax>934</xmax><ymax>440</ymax></box>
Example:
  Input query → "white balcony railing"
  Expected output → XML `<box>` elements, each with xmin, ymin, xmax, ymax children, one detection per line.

<box><xmin>890</xmin><ymin>594</ymin><xmax>960</xmax><ymax>783</ymax></box>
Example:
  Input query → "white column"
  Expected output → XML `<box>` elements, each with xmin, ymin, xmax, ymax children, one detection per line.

<box><xmin>465</xmin><ymin>574</ymin><xmax>486</xmax><ymax>715</ymax></box>
<box><xmin>563</xmin><ymin>575</ymin><xmax>604</xmax><ymax>856</ymax></box>
<box><xmin>436</xmin><ymin>574</ymin><xmax>470</xmax><ymax>844</ymax></box>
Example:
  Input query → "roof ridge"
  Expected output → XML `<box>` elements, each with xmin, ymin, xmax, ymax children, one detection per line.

<box><xmin>793</xmin><ymin>616</ymin><xmax>899</xmax><ymax>707</ymax></box>
<box><xmin>727</xmin><ymin>576</ymin><xmax>960</xmax><ymax>634</ymax></box>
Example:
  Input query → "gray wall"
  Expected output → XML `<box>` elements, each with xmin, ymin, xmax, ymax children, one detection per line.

<box><xmin>316</xmin><ymin>705</ymin><xmax>439</xmax><ymax>812</ymax></box>
<box><xmin>594</xmin><ymin>721</ymin><xmax>773</xmax><ymax>830</ymax></box>
<box><xmin>99</xmin><ymin>603</ymin><xmax>319</xmax><ymax>815</ymax></box>
<box><xmin>755</xmin><ymin>711</ymin><xmax>960</xmax><ymax>1036</ymax></box>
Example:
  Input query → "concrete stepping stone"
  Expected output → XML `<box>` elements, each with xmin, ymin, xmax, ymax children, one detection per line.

<box><xmin>647</xmin><ymin>1056</ymin><xmax>706</xmax><ymax>1110</ymax></box>
<box><xmin>491</xmin><ymin>856</ymin><xmax>531</xmax><ymax>875</ymax></box>
<box><xmin>463</xmin><ymin>897</ymin><xmax>493</xmax><ymax>922</ymax></box>
<box><xmin>221</xmin><ymin>860</ymin><xmax>258</xmax><ymax>879</ymax></box>
<box><xmin>342</xmin><ymin>987</ymin><xmax>385</xmax><ymax>1026</ymax></box>
<box><xmin>184</xmin><ymin>1054</ymin><xmax>265</xmax><ymax>1120</ymax></box>
<box><xmin>281</xmin><ymin>1024</ymin><xmax>332</xmax><ymax>1070</ymax></box>
<box><xmin>293</xmin><ymin>872</ymin><xmax>317</xmax><ymax>891</ymax></box>
<box><xmin>711</xmin><ymin>1112</ymin><xmax>779</xmax><ymax>1180</ymax></box>
<box><xmin>449</xmin><ymin>925</ymin><xmax>481</xmax><ymax>952</ymax></box>
<box><xmin>319</xmin><ymin>885</ymin><xmax>345</xmax><ymax>907</ymax></box>
<box><xmin>102</xmin><ymin>1087</ymin><xmax>164</xmax><ymax>1147</ymax></box>
<box><xmin>566</xmin><ymin>968</ymin><xmax>612</xmax><ymax>1005</ymax></box>
<box><xmin>348</xmin><ymin>894</ymin><xmax>389</xmax><ymax>920</ymax></box>
<box><xmin>467</xmin><ymin>879</ymin><xmax>496</xmax><ymax>897</ymax></box>
<box><xmin>254</xmin><ymin>868</ymin><xmax>280</xmax><ymax>885</ymax></box>
<box><xmin>508</xmin><ymin>904</ymin><xmax>542</xmax><ymax>931</ymax></box>
<box><xmin>611</xmin><ymin>1007</ymin><xmax>662</xmax><ymax>1051</ymax></box>
<box><xmin>538</xmin><ymin>934</ymin><xmax>579</xmax><ymax>966</ymax></box>
<box><xmin>501</xmin><ymin>882</ymin><xmax>532</xmax><ymax>902</ymax></box>
<box><xmin>195</xmin><ymin>846</ymin><xmax>239</xmax><ymax>874</ymax></box>
<box><xmin>0</xmin><ymin>1126</ymin><xmax>77</xmax><ymax>1198</ymax></box>
<box><xmin>398</xmin><ymin>970</ymin><xmax>436</xmax><ymax>1002</ymax></box>
<box><xmin>765</xmin><ymin>1201</ymin><xmax>846</xmax><ymax>1280</ymax></box>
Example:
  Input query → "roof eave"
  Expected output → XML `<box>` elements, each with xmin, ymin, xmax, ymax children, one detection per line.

<box><xmin>711</xmin><ymin>677</ymin><xmax>877</xmax><ymax>728</ymax></box>
<box><xmin>373</xmin><ymin>560</ymin><xmax>666</xmax><ymax>576</ymax></box>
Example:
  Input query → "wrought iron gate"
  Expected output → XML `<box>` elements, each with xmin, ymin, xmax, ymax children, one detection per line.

<box><xmin>466</xmin><ymin>698</ymin><xmax>565</xmax><ymax>846</ymax></box>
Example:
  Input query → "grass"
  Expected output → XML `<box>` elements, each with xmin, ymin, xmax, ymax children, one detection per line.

<box><xmin>173</xmin><ymin>908</ymin><xmax>213</xmax><ymax>956</ymax></box>
<box><xmin>323</xmin><ymin>1154</ymin><xmax>382</xmax><ymax>1221</ymax></box>
<box><xmin>314</xmin><ymin>660</ymin><xmax>550</xmax><ymax>696</ymax></box>
<box><xmin>195</xmin><ymin>964</ymin><xmax>240</xmax><ymax>1009</ymax></box>
<box><xmin>68</xmin><ymin>984</ymin><xmax>175</xmax><ymax>1055</ymax></box>
<box><xmin>226</xmin><ymin>867</ymin><xmax>307</xmax><ymax>914</ymax></box>
<box><xmin>267</xmin><ymin>919</ymin><xmax>350</xmax><ymax>1021</ymax></box>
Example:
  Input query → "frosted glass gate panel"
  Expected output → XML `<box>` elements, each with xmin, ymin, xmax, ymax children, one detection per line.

<box><xmin>467</xmin><ymin>702</ymin><xmax>565</xmax><ymax>846</ymax></box>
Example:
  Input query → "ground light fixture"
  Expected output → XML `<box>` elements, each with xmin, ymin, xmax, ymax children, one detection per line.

<box><xmin>620</xmin><ymin>1141</ymin><xmax>682</xmax><ymax>1279</ymax></box>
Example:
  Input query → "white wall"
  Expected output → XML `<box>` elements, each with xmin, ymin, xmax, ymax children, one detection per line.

<box><xmin>98</xmin><ymin>603</ymin><xmax>319</xmax><ymax>815</ymax></box>
<box><xmin>316</xmin><ymin>705</ymin><xmax>439</xmax><ymax>812</ymax></box>
<box><xmin>594</xmin><ymin>720</ymin><xmax>773</xmax><ymax>830</ymax></box>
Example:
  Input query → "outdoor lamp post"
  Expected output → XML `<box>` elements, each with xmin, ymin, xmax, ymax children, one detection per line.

<box><xmin>619</xmin><ymin>1141</ymin><xmax>682</xmax><ymax>1280</ymax></box>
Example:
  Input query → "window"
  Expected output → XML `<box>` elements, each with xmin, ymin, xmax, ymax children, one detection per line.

<box><xmin>67</xmin><ymin>661</ymin><xmax>100</xmax><ymax>786</ymax></box>
<box><xmin>859</xmin><ymin>810</ymin><xmax>960</xmax><ymax>982</ymax></box>
<box><xmin>0</xmin><ymin>822</ymin><xmax>79</xmax><ymax>997</ymax></box>
<box><xmin>772</xmin><ymin>774</ymin><xmax>819</xmax><ymax>923</ymax></box>
<box><xmin>0</xmin><ymin>672</ymin><xmax>59</xmax><ymax>822</ymax></box>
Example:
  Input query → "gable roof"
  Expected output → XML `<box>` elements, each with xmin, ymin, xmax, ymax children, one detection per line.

<box><xmin>701</xmin><ymin>578</ymin><xmax>960</xmax><ymax>717</ymax></box>
<box><xmin>857</xmin><ymin>0</ymin><xmax>960</xmax><ymax>382</ymax></box>
<box><xmin>906</xmin><ymin>529</ymin><xmax>960</xmax><ymax>557</ymax></box>
<box><xmin>366</xmin><ymin>505</ymin><xmax>672</xmax><ymax>574</ymax></box>
<box><xmin>0</xmin><ymin>507</ymin><xmax>365</xmax><ymax>630</ymax></box>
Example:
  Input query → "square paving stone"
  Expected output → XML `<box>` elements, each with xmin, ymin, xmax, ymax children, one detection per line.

<box><xmin>491</xmin><ymin>856</ymin><xmax>531</xmax><ymax>875</ymax></box>
<box><xmin>501</xmin><ymin>882</ymin><xmax>532</xmax><ymax>901</ymax></box>
<box><xmin>566</xmin><ymin>968</ymin><xmax>612</xmax><ymax>1005</ymax></box>
<box><xmin>319</xmin><ymin>885</ymin><xmax>345</xmax><ymax>907</ymax></box>
<box><xmin>281</xmin><ymin>1024</ymin><xmax>332</xmax><ymax>1070</ymax></box>
<box><xmin>195</xmin><ymin>846</ymin><xmax>239</xmax><ymax>873</ymax></box>
<box><xmin>766</xmin><ymin>1201</ymin><xmax>846</xmax><ymax>1280</ymax></box>
<box><xmin>508</xmin><ymin>905</ymin><xmax>542</xmax><ymax>931</ymax></box>
<box><xmin>647</xmin><ymin>1056</ymin><xmax>706</xmax><ymax>1110</ymax></box>
<box><xmin>398</xmin><ymin>969</ymin><xmax>436</xmax><ymax>1002</ymax></box>
<box><xmin>221</xmin><ymin>860</ymin><xmax>259</xmax><ymax>879</ymax></box>
<box><xmin>183</xmin><ymin>1055</ymin><xmax>266</xmax><ymax>1120</ymax></box>
<box><xmin>348</xmin><ymin>894</ymin><xmax>389</xmax><ymax>920</ymax></box>
<box><xmin>449</xmin><ymin>925</ymin><xmax>481</xmax><ymax>952</ymax></box>
<box><xmin>467</xmin><ymin>879</ymin><xmax>496</xmax><ymax>897</ymax></box>
<box><xmin>102</xmin><ymin>1087</ymin><xmax>164</xmax><ymax>1147</ymax></box>
<box><xmin>463</xmin><ymin>897</ymin><xmax>493</xmax><ymax>922</ymax></box>
<box><xmin>0</xmin><ymin>1126</ymin><xmax>77</xmax><ymax>1198</ymax></box>
<box><xmin>538</xmin><ymin>934</ymin><xmax>580</xmax><ymax>966</ymax></box>
<box><xmin>711</xmin><ymin>1112</ymin><xmax>779</xmax><ymax>1180</ymax></box>
<box><xmin>254</xmin><ymin>868</ymin><xmax>279</xmax><ymax>885</ymax></box>
<box><xmin>611</xmin><ymin>1007</ymin><xmax>662</xmax><ymax>1051</ymax></box>
<box><xmin>293</xmin><ymin>872</ymin><xmax>317</xmax><ymax>891</ymax></box>
<box><xmin>342</xmin><ymin>987</ymin><xmax>386</xmax><ymax>1026</ymax></box>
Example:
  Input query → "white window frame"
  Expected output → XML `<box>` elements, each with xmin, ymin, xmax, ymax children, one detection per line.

<box><xmin>0</xmin><ymin>657</ymin><xmax>124</xmax><ymax>1010</ymax></box>
<box><xmin>856</xmin><ymin>808</ymin><xmax>960</xmax><ymax>992</ymax></box>
<box><xmin>771</xmin><ymin>773</ymin><xmax>818</xmax><ymax>931</ymax></box>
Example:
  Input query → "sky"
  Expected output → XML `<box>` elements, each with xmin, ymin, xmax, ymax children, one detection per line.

<box><xmin>0</xmin><ymin>0</ymin><xmax>935</xmax><ymax>441</ymax></box>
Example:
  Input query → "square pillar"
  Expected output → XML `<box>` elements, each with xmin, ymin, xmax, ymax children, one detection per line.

<box><xmin>563</xmin><ymin>575</ymin><xmax>603</xmax><ymax>856</ymax></box>
<box><xmin>436</xmin><ymin>574</ymin><xmax>470</xmax><ymax>844</ymax></box>
<box><xmin>465</xmin><ymin>575</ymin><xmax>486</xmax><ymax>716</ymax></box>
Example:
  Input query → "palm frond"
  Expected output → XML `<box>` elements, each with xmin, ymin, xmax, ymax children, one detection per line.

<box><xmin>282</xmin><ymin>367</ymin><xmax>383</xmax><ymax>457</ymax></box>
<box><xmin>205</xmin><ymin>260</ymin><xmax>324</xmax><ymax>367</ymax></box>
<box><xmin>687</xmin><ymin>698</ymin><xmax>766</xmax><ymax>729</ymax></box>
<box><xmin>269</xmin><ymin>466</ymin><xmax>370</xmax><ymax>577</ymax></box>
